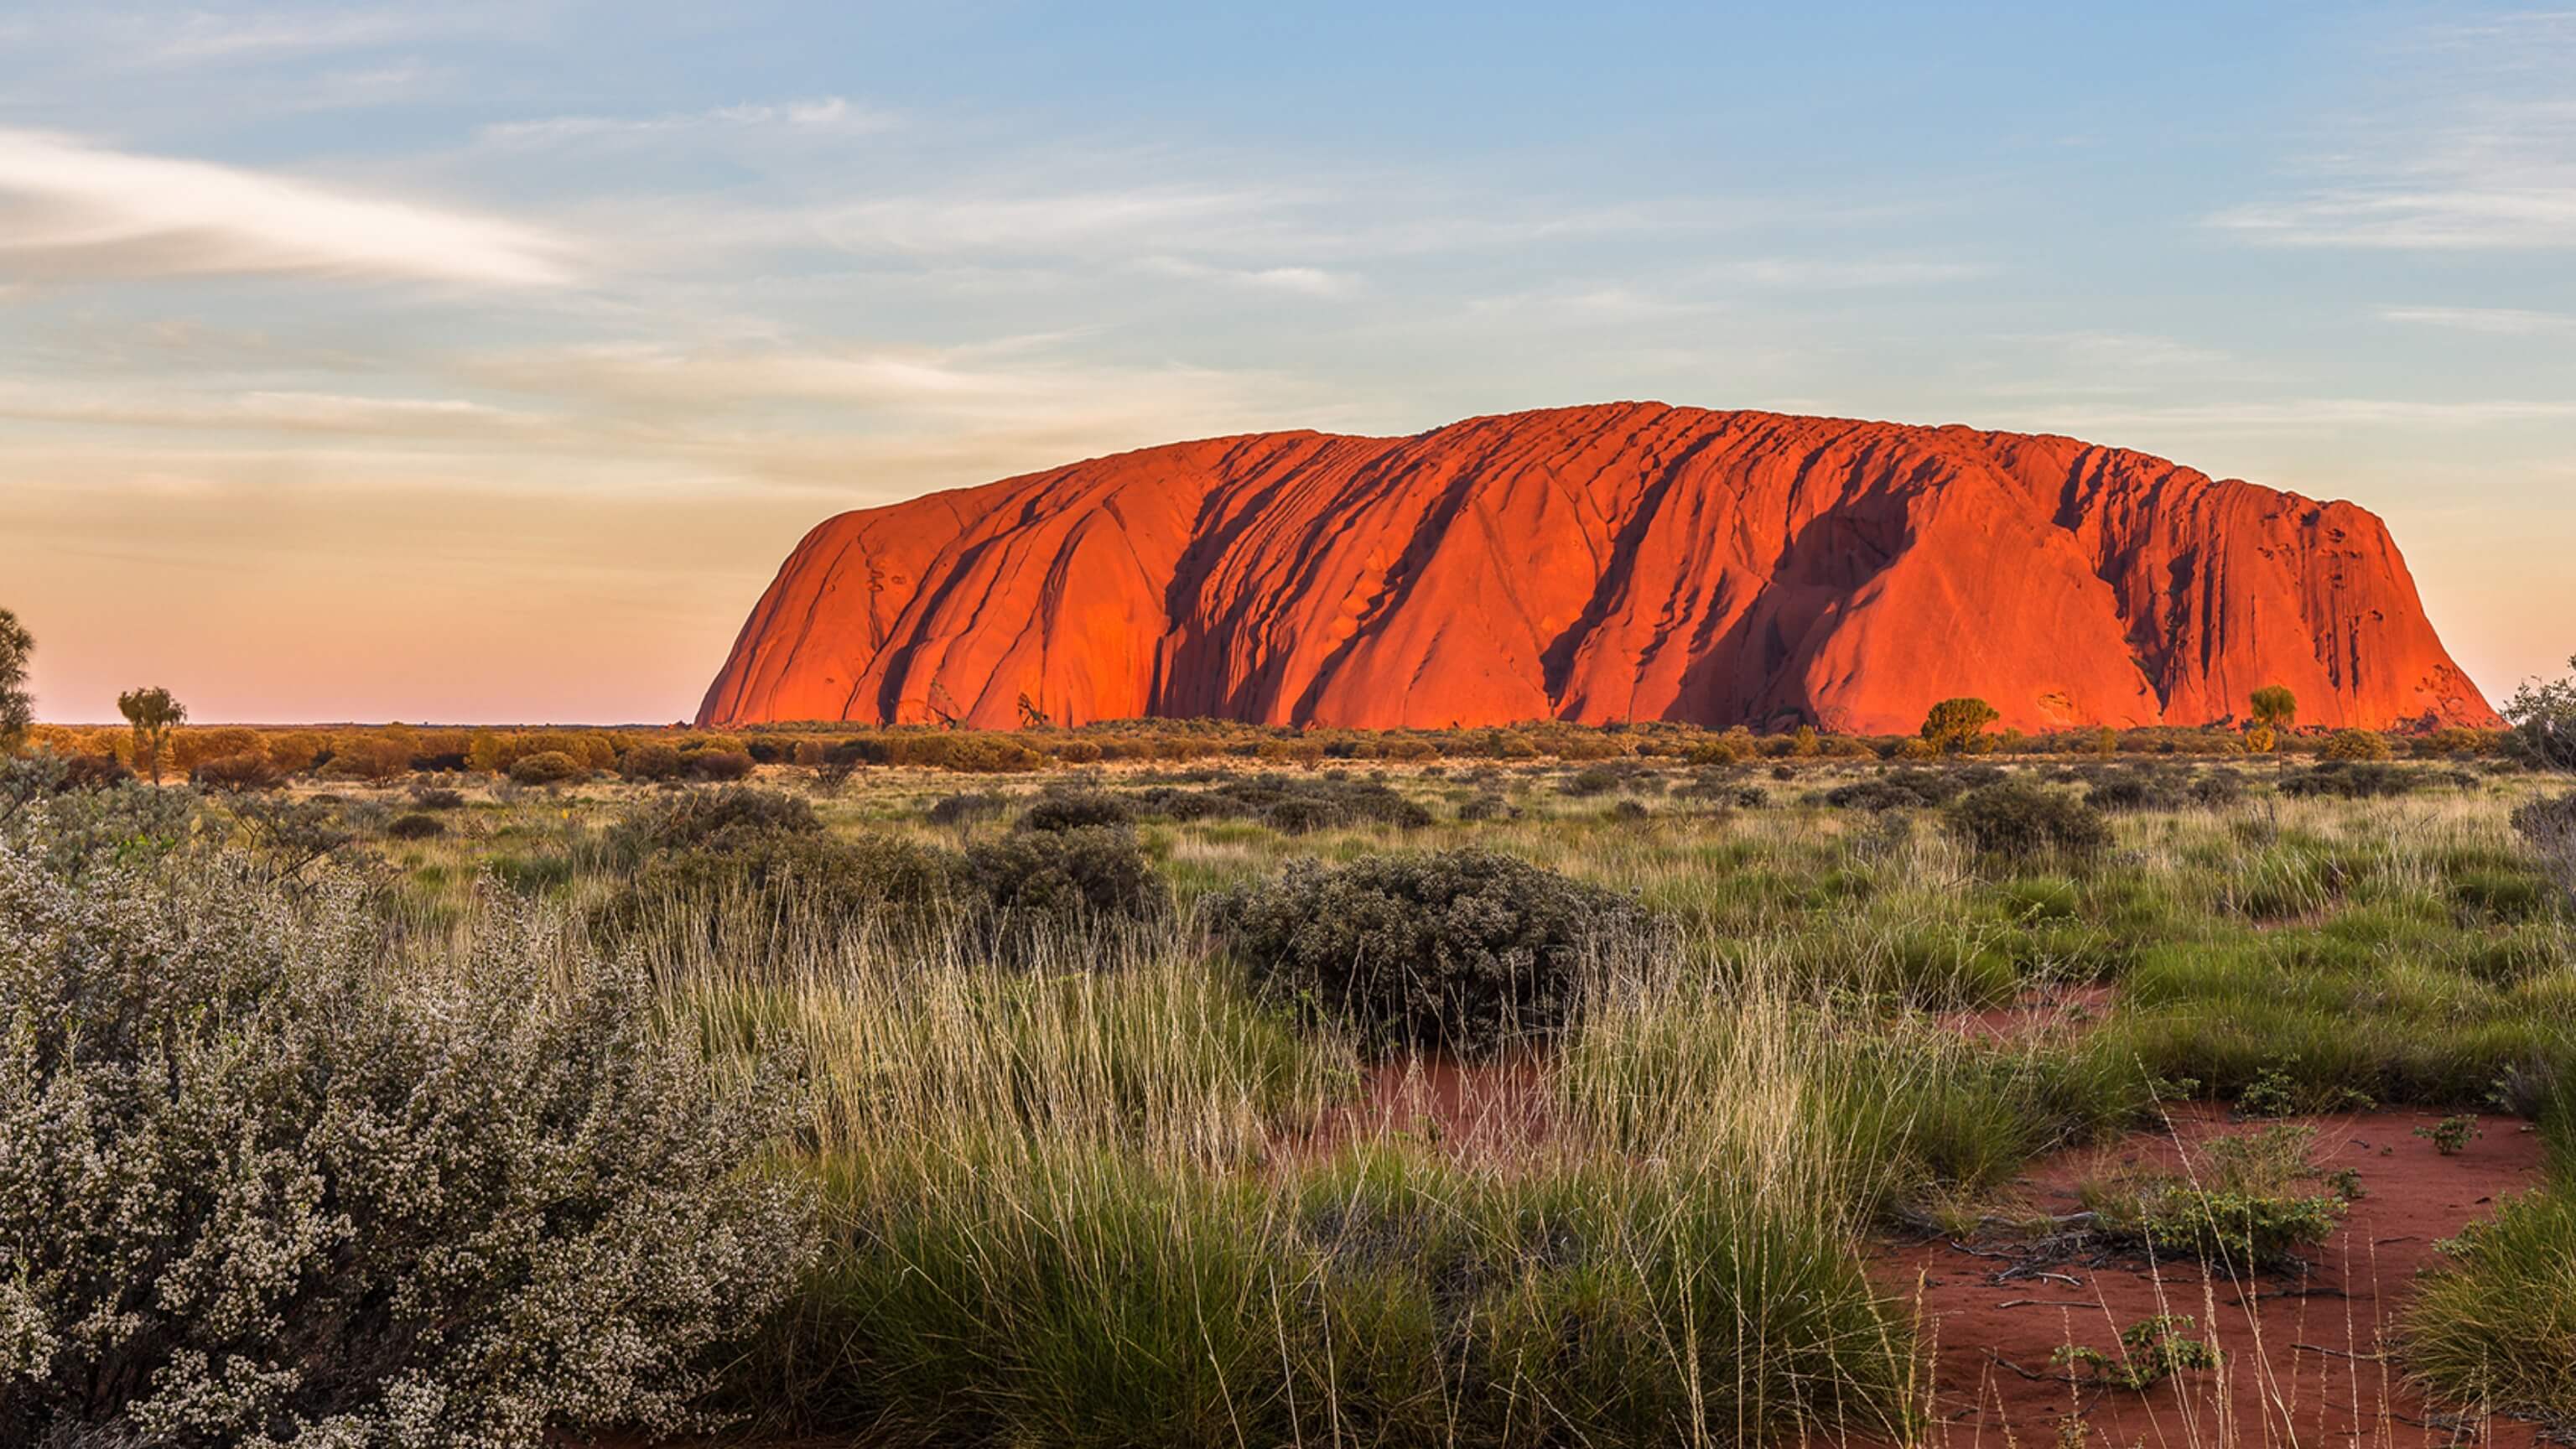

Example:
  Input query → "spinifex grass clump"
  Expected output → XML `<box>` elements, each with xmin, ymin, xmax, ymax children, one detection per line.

<box><xmin>774</xmin><ymin>1145</ymin><xmax>1914</xmax><ymax>1449</ymax></box>
<box><xmin>0</xmin><ymin>845</ymin><xmax>816</xmax><ymax>1446</ymax></box>
<box><xmin>737</xmin><ymin>922</ymin><xmax>1918</xmax><ymax>1448</ymax></box>
<box><xmin>2404</xmin><ymin>1063</ymin><xmax>2576</xmax><ymax>1427</ymax></box>
<box><xmin>1207</xmin><ymin>848</ymin><xmax>1654</xmax><ymax>1056</ymax></box>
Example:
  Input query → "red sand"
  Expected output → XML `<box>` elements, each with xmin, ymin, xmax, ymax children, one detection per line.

<box><xmin>1301</xmin><ymin>1052</ymin><xmax>1560</xmax><ymax>1159</ymax></box>
<box><xmin>1877</xmin><ymin>1104</ymin><xmax>2552</xmax><ymax>1449</ymax></box>
<box><xmin>699</xmin><ymin>402</ymin><xmax>2496</xmax><ymax>735</ymax></box>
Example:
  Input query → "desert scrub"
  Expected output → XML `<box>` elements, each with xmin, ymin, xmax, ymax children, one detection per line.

<box><xmin>2080</xmin><ymin>1124</ymin><xmax>2356</xmax><ymax>1270</ymax></box>
<box><xmin>1944</xmin><ymin>781</ymin><xmax>2114</xmax><ymax>864</ymax></box>
<box><xmin>966</xmin><ymin>821</ymin><xmax>1170</xmax><ymax>937</ymax></box>
<box><xmin>1207</xmin><ymin>848</ymin><xmax>1655</xmax><ymax>1056</ymax></box>
<box><xmin>0</xmin><ymin>845</ymin><xmax>817</xmax><ymax>1446</ymax></box>
<box><xmin>602</xmin><ymin>829</ymin><xmax>969</xmax><ymax>963</ymax></box>
<box><xmin>764</xmin><ymin>1142</ymin><xmax>1914</xmax><ymax>1449</ymax></box>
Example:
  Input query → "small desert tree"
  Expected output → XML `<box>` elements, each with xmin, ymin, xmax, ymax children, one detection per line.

<box><xmin>118</xmin><ymin>686</ymin><xmax>186</xmax><ymax>785</ymax></box>
<box><xmin>0</xmin><ymin>609</ymin><xmax>30</xmax><ymax>754</ymax></box>
<box><xmin>2247</xmin><ymin>685</ymin><xmax>2297</xmax><ymax>752</ymax></box>
<box><xmin>1919</xmin><ymin>697</ymin><xmax>2001</xmax><ymax>754</ymax></box>
<box><xmin>2504</xmin><ymin>657</ymin><xmax>2576</xmax><ymax>772</ymax></box>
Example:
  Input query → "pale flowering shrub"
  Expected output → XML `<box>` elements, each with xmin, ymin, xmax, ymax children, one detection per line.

<box><xmin>0</xmin><ymin>846</ymin><xmax>818</xmax><ymax>1447</ymax></box>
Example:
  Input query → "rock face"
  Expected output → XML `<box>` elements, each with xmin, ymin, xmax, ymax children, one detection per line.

<box><xmin>699</xmin><ymin>403</ymin><xmax>2499</xmax><ymax>734</ymax></box>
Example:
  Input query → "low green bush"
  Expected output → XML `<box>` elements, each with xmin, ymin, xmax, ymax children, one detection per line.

<box><xmin>2081</xmin><ymin>1124</ymin><xmax>2355</xmax><ymax>1270</ymax></box>
<box><xmin>1945</xmin><ymin>782</ymin><xmax>2114</xmax><ymax>863</ymax></box>
<box><xmin>965</xmin><ymin>824</ymin><xmax>1168</xmax><ymax>936</ymax></box>
<box><xmin>1208</xmin><ymin>849</ymin><xmax>1653</xmax><ymax>1056</ymax></box>
<box><xmin>1017</xmin><ymin>788</ymin><xmax>1133</xmax><ymax>834</ymax></box>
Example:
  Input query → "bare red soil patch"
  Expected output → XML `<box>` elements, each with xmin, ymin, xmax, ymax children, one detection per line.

<box><xmin>1938</xmin><ymin>983</ymin><xmax>2119</xmax><ymax>1043</ymax></box>
<box><xmin>1877</xmin><ymin>1104</ymin><xmax>2551</xmax><ymax>1448</ymax></box>
<box><xmin>1300</xmin><ymin>1052</ymin><xmax>1560</xmax><ymax>1159</ymax></box>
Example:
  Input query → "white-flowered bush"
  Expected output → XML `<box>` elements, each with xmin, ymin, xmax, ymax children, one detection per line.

<box><xmin>0</xmin><ymin>844</ymin><xmax>817</xmax><ymax>1447</ymax></box>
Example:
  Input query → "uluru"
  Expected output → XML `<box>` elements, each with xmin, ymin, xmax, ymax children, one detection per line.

<box><xmin>697</xmin><ymin>402</ymin><xmax>2499</xmax><ymax>735</ymax></box>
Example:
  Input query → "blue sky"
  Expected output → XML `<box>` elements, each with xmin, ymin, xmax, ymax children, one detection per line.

<box><xmin>2</xmin><ymin>1</ymin><xmax>2569</xmax><ymax>722</ymax></box>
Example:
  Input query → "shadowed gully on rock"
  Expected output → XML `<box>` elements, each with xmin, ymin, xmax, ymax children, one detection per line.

<box><xmin>699</xmin><ymin>402</ymin><xmax>2499</xmax><ymax>734</ymax></box>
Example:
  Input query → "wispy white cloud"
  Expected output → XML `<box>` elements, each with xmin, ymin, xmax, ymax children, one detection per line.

<box><xmin>0</xmin><ymin>379</ymin><xmax>539</xmax><ymax>437</ymax></box>
<box><xmin>2379</xmin><ymin>304</ymin><xmax>2576</xmax><ymax>335</ymax></box>
<box><xmin>0</xmin><ymin>128</ymin><xmax>573</xmax><ymax>286</ymax></box>
<box><xmin>2212</xmin><ymin>12</ymin><xmax>2576</xmax><ymax>249</ymax></box>
<box><xmin>114</xmin><ymin>4</ymin><xmax>523</xmax><ymax>68</ymax></box>
<box><xmin>1133</xmin><ymin>256</ymin><xmax>1353</xmax><ymax>297</ymax></box>
<box><xmin>479</xmin><ymin>96</ymin><xmax>896</xmax><ymax>148</ymax></box>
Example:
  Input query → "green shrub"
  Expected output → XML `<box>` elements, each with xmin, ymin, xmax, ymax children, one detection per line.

<box><xmin>2055</xmin><ymin>1316</ymin><xmax>2221</xmax><ymax>1391</ymax></box>
<box><xmin>1944</xmin><ymin>782</ymin><xmax>2113</xmax><ymax>863</ymax></box>
<box><xmin>386</xmin><ymin>812</ymin><xmax>446</xmax><ymax>840</ymax></box>
<box><xmin>605</xmin><ymin>832</ymin><xmax>967</xmax><ymax>952</ymax></box>
<box><xmin>60</xmin><ymin>753</ymin><xmax>135</xmax><ymax>791</ymax></box>
<box><xmin>965</xmin><ymin>824</ymin><xmax>1168</xmax><ymax>935</ymax></box>
<box><xmin>1824</xmin><ymin>769</ymin><xmax>1969</xmax><ymax>812</ymax></box>
<box><xmin>1208</xmin><ymin>849</ymin><xmax>1653</xmax><ymax>1056</ymax></box>
<box><xmin>507</xmin><ymin>750</ymin><xmax>586</xmax><ymax>786</ymax></box>
<box><xmin>2082</xmin><ymin>1124</ymin><xmax>2354</xmax><ymax>1270</ymax></box>
<box><xmin>1018</xmin><ymin>788</ymin><xmax>1133</xmax><ymax>834</ymax></box>
<box><xmin>925</xmin><ymin>789</ymin><xmax>1009</xmax><ymax>828</ymax></box>
<box><xmin>622</xmin><ymin>785</ymin><xmax>820</xmax><ymax>854</ymax></box>
<box><xmin>1130</xmin><ymin>774</ymin><xmax>1432</xmax><ymax>834</ymax></box>
<box><xmin>2280</xmin><ymin>760</ymin><xmax>2418</xmax><ymax>799</ymax></box>
<box><xmin>0</xmin><ymin>848</ymin><xmax>817</xmax><ymax>1445</ymax></box>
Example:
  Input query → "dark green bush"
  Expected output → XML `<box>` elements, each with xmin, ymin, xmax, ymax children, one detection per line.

<box><xmin>925</xmin><ymin>790</ymin><xmax>1009</xmax><ymax>828</ymax></box>
<box><xmin>1945</xmin><ymin>782</ymin><xmax>2114</xmax><ymax>863</ymax></box>
<box><xmin>1208</xmin><ymin>849</ymin><xmax>1653</xmax><ymax>1056</ymax></box>
<box><xmin>1130</xmin><ymin>774</ymin><xmax>1431</xmax><ymax>834</ymax></box>
<box><xmin>965</xmin><ymin>824</ymin><xmax>1167</xmax><ymax>934</ymax></box>
<box><xmin>1824</xmin><ymin>770</ymin><xmax>1965</xmax><ymax>812</ymax></box>
<box><xmin>2280</xmin><ymin>761</ymin><xmax>2418</xmax><ymax>799</ymax></box>
<box><xmin>1018</xmin><ymin>788</ymin><xmax>1133</xmax><ymax>834</ymax></box>
<box><xmin>623</xmin><ymin>786</ymin><xmax>820</xmax><ymax>854</ymax></box>
<box><xmin>386</xmin><ymin>813</ymin><xmax>445</xmax><ymax>841</ymax></box>
<box><xmin>606</xmin><ymin>831</ymin><xmax>967</xmax><ymax>948</ymax></box>
<box><xmin>60</xmin><ymin>754</ymin><xmax>135</xmax><ymax>791</ymax></box>
<box><xmin>2084</xmin><ymin>771</ymin><xmax>2184</xmax><ymax>813</ymax></box>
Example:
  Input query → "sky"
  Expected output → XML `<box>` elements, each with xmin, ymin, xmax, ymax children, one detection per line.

<box><xmin>1</xmin><ymin>1</ymin><xmax>2570</xmax><ymax>724</ymax></box>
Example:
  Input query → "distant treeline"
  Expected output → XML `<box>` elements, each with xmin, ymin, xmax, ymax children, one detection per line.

<box><xmin>23</xmin><ymin>715</ymin><xmax>2516</xmax><ymax>783</ymax></box>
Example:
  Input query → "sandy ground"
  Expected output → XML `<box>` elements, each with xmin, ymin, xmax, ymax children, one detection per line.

<box><xmin>1877</xmin><ymin>1104</ymin><xmax>2552</xmax><ymax>1449</ymax></box>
